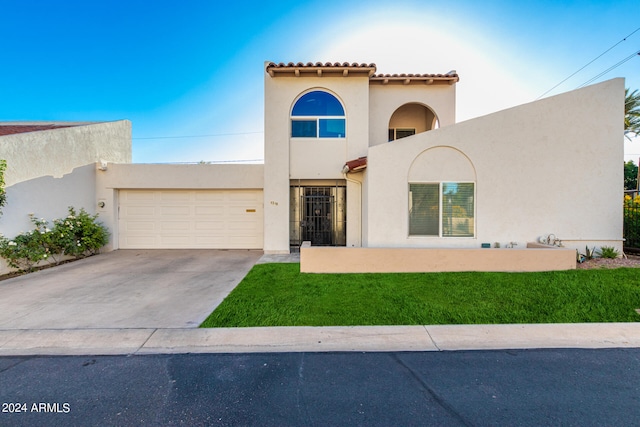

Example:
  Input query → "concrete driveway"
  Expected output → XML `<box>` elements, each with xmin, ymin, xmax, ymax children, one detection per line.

<box><xmin>0</xmin><ymin>249</ymin><xmax>262</xmax><ymax>329</ymax></box>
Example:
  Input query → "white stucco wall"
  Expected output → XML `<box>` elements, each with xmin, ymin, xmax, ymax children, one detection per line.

<box><xmin>365</xmin><ymin>78</ymin><xmax>624</xmax><ymax>252</ymax></box>
<box><xmin>96</xmin><ymin>163</ymin><xmax>264</xmax><ymax>250</ymax></box>
<box><xmin>369</xmin><ymin>83</ymin><xmax>456</xmax><ymax>147</ymax></box>
<box><xmin>264</xmin><ymin>67</ymin><xmax>371</xmax><ymax>252</ymax></box>
<box><xmin>0</xmin><ymin>120</ymin><xmax>131</xmax><ymax>246</ymax></box>
<box><xmin>0</xmin><ymin>164</ymin><xmax>97</xmax><ymax>240</ymax></box>
<box><xmin>0</xmin><ymin>120</ymin><xmax>131</xmax><ymax>187</ymax></box>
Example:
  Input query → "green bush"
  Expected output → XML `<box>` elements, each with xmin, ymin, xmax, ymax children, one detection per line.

<box><xmin>0</xmin><ymin>159</ymin><xmax>6</xmax><ymax>215</ymax></box>
<box><xmin>52</xmin><ymin>207</ymin><xmax>109</xmax><ymax>258</ymax></box>
<box><xmin>0</xmin><ymin>208</ymin><xmax>109</xmax><ymax>272</ymax></box>
<box><xmin>624</xmin><ymin>195</ymin><xmax>640</xmax><ymax>248</ymax></box>
<box><xmin>598</xmin><ymin>246</ymin><xmax>619</xmax><ymax>259</ymax></box>
<box><xmin>0</xmin><ymin>215</ymin><xmax>56</xmax><ymax>271</ymax></box>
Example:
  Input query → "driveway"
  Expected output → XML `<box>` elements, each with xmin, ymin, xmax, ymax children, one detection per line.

<box><xmin>0</xmin><ymin>250</ymin><xmax>262</xmax><ymax>329</ymax></box>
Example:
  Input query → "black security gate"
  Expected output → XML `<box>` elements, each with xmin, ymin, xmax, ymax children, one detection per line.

<box><xmin>302</xmin><ymin>189</ymin><xmax>333</xmax><ymax>245</ymax></box>
<box><xmin>290</xmin><ymin>185</ymin><xmax>346</xmax><ymax>249</ymax></box>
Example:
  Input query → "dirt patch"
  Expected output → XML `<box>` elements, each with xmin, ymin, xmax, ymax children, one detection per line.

<box><xmin>0</xmin><ymin>258</ymin><xmax>82</xmax><ymax>282</ymax></box>
<box><xmin>576</xmin><ymin>254</ymin><xmax>640</xmax><ymax>270</ymax></box>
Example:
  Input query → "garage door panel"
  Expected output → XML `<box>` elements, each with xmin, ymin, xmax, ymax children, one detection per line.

<box><xmin>195</xmin><ymin>206</ymin><xmax>224</xmax><ymax>215</ymax></box>
<box><xmin>160</xmin><ymin>206</ymin><xmax>191</xmax><ymax>216</ymax></box>
<box><xmin>119</xmin><ymin>190</ymin><xmax>263</xmax><ymax>249</ymax></box>
<box><xmin>122</xmin><ymin>191</ymin><xmax>157</xmax><ymax>202</ymax></box>
<box><xmin>123</xmin><ymin>221</ymin><xmax>156</xmax><ymax>231</ymax></box>
<box><xmin>123</xmin><ymin>206</ymin><xmax>156</xmax><ymax>216</ymax></box>
<box><xmin>195</xmin><ymin>192</ymin><xmax>226</xmax><ymax>201</ymax></box>
<box><xmin>228</xmin><ymin>220</ymin><xmax>260</xmax><ymax>231</ymax></box>
<box><xmin>194</xmin><ymin>221</ymin><xmax>225</xmax><ymax>231</ymax></box>
<box><xmin>160</xmin><ymin>235</ymin><xmax>192</xmax><ymax>246</ymax></box>
<box><xmin>161</xmin><ymin>192</ymin><xmax>192</xmax><ymax>202</ymax></box>
<box><xmin>194</xmin><ymin>235</ymin><xmax>227</xmax><ymax>245</ymax></box>
<box><xmin>159</xmin><ymin>221</ymin><xmax>191</xmax><ymax>231</ymax></box>
<box><xmin>122</xmin><ymin>236</ymin><xmax>159</xmax><ymax>247</ymax></box>
<box><xmin>228</xmin><ymin>192</ymin><xmax>261</xmax><ymax>201</ymax></box>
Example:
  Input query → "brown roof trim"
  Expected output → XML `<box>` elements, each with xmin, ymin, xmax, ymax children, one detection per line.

<box><xmin>265</xmin><ymin>62</ymin><xmax>459</xmax><ymax>84</ymax></box>
<box><xmin>343</xmin><ymin>156</ymin><xmax>367</xmax><ymax>173</ymax></box>
<box><xmin>370</xmin><ymin>71</ymin><xmax>459</xmax><ymax>85</ymax></box>
<box><xmin>0</xmin><ymin>124</ymin><xmax>77</xmax><ymax>136</ymax></box>
<box><xmin>266</xmin><ymin>62</ymin><xmax>377</xmax><ymax>77</ymax></box>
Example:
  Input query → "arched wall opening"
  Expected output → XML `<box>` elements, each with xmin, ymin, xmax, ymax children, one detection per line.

<box><xmin>388</xmin><ymin>103</ymin><xmax>438</xmax><ymax>141</ymax></box>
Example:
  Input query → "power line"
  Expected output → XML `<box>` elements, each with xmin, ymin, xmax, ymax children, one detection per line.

<box><xmin>536</xmin><ymin>26</ymin><xmax>640</xmax><ymax>100</ymax></box>
<box><xmin>577</xmin><ymin>50</ymin><xmax>640</xmax><ymax>88</ymax></box>
<box><xmin>133</xmin><ymin>131</ymin><xmax>263</xmax><ymax>140</ymax></box>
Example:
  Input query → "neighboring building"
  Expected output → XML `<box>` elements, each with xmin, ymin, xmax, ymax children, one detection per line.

<box><xmin>0</xmin><ymin>121</ymin><xmax>131</xmax><ymax>238</ymax></box>
<box><xmin>0</xmin><ymin>62</ymin><xmax>625</xmax><ymax>273</ymax></box>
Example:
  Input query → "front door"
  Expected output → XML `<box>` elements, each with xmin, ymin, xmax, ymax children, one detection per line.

<box><xmin>290</xmin><ymin>185</ymin><xmax>346</xmax><ymax>248</ymax></box>
<box><xmin>302</xmin><ymin>189</ymin><xmax>333</xmax><ymax>245</ymax></box>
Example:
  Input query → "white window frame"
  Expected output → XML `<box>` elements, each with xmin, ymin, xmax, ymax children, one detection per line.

<box><xmin>408</xmin><ymin>181</ymin><xmax>476</xmax><ymax>238</ymax></box>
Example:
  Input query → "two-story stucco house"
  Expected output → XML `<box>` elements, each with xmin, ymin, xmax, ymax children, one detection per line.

<box><xmin>0</xmin><ymin>61</ymin><xmax>624</xmax><ymax>273</ymax></box>
<box><xmin>263</xmin><ymin>61</ymin><xmax>623</xmax><ymax>261</ymax></box>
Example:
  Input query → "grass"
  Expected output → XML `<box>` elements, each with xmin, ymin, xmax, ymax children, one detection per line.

<box><xmin>200</xmin><ymin>263</ymin><xmax>640</xmax><ymax>327</ymax></box>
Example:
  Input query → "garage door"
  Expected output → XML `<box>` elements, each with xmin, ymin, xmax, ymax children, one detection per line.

<box><xmin>118</xmin><ymin>190</ymin><xmax>263</xmax><ymax>249</ymax></box>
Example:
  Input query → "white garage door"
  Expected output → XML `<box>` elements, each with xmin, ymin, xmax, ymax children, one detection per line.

<box><xmin>118</xmin><ymin>190</ymin><xmax>263</xmax><ymax>249</ymax></box>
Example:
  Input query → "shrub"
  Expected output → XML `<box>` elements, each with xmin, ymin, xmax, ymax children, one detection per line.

<box><xmin>0</xmin><ymin>159</ymin><xmax>6</xmax><ymax>215</ymax></box>
<box><xmin>0</xmin><ymin>208</ymin><xmax>109</xmax><ymax>273</ymax></box>
<box><xmin>598</xmin><ymin>246</ymin><xmax>620</xmax><ymax>259</ymax></box>
<box><xmin>0</xmin><ymin>215</ymin><xmax>56</xmax><ymax>271</ymax></box>
<box><xmin>624</xmin><ymin>196</ymin><xmax>640</xmax><ymax>248</ymax></box>
<box><xmin>51</xmin><ymin>207</ymin><xmax>109</xmax><ymax>258</ymax></box>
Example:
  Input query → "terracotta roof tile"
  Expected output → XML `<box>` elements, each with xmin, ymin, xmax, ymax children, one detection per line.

<box><xmin>265</xmin><ymin>61</ymin><xmax>458</xmax><ymax>83</ymax></box>
<box><xmin>370</xmin><ymin>71</ymin><xmax>459</xmax><ymax>84</ymax></box>
<box><xmin>0</xmin><ymin>124</ymin><xmax>77</xmax><ymax>136</ymax></box>
<box><xmin>344</xmin><ymin>156</ymin><xmax>367</xmax><ymax>173</ymax></box>
<box><xmin>267</xmin><ymin>61</ymin><xmax>377</xmax><ymax>69</ymax></box>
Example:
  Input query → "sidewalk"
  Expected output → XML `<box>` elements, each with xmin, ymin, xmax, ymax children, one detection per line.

<box><xmin>1</xmin><ymin>323</ymin><xmax>639</xmax><ymax>356</ymax></box>
<box><xmin>1</xmin><ymin>252</ymin><xmax>639</xmax><ymax>356</ymax></box>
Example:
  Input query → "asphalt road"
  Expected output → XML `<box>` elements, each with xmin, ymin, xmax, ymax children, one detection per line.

<box><xmin>1</xmin><ymin>349</ymin><xmax>639</xmax><ymax>426</ymax></box>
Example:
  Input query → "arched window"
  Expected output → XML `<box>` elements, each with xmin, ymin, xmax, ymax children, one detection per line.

<box><xmin>291</xmin><ymin>91</ymin><xmax>345</xmax><ymax>138</ymax></box>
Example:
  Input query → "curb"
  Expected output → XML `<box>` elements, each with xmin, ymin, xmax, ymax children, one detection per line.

<box><xmin>1</xmin><ymin>323</ymin><xmax>639</xmax><ymax>356</ymax></box>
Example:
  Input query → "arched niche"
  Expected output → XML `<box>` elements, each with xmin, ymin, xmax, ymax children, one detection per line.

<box><xmin>388</xmin><ymin>103</ymin><xmax>438</xmax><ymax>141</ymax></box>
<box><xmin>408</xmin><ymin>146</ymin><xmax>476</xmax><ymax>182</ymax></box>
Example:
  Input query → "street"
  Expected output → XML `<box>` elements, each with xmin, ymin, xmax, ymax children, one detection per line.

<box><xmin>1</xmin><ymin>348</ymin><xmax>639</xmax><ymax>426</ymax></box>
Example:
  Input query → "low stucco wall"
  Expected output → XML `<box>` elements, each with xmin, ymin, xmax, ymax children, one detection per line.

<box><xmin>300</xmin><ymin>244</ymin><xmax>576</xmax><ymax>273</ymax></box>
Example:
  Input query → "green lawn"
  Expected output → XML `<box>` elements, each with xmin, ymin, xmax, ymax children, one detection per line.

<box><xmin>200</xmin><ymin>263</ymin><xmax>640</xmax><ymax>327</ymax></box>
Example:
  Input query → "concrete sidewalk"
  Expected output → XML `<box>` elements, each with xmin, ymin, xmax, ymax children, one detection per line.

<box><xmin>1</xmin><ymin>252</ymin><xmax>638</xmax><ymax>356</ymax></box>
<box><xmin>1</xmin><ymin>323</ymin><xmax>639</xmax><ymax>356</ymax></box>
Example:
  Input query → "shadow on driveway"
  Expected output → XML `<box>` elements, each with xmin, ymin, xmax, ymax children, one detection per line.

<box><xmin>0</xmin><ymin>249</ymin><xmax>262</xmax><ymax>329</ymax></box>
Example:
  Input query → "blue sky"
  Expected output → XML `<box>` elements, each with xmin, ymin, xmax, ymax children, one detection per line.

<box><xmin>1</xmin><ymin>0</ymin><xmax>639</xmax><ymax>163</ymax></box>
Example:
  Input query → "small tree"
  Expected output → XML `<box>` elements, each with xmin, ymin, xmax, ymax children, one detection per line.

<box><xmin>624</xmin><ymin>160</ymin><xmax>638</xmax><ymax>190</ymax></box>
<box><xmin>625</xmin><ymin>88</ymin><xmax>640</xmax><ymax>140</ymax></box>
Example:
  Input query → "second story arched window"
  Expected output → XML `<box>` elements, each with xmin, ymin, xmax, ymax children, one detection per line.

<box><xmin>291</xmin><ymin>91</ymin><xmax>345</xmax><ymax>138</ymax></box>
